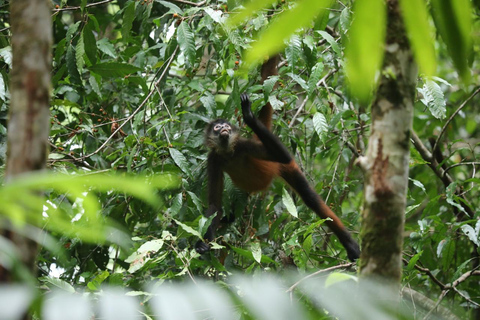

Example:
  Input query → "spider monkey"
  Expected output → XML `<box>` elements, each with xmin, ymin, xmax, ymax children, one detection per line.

<box><xmin>195</xmin><ymin>59</ymin><xmax>360</xmax><ymax>261</ymax></box>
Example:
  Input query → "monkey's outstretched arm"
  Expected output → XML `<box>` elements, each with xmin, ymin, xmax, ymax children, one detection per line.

<box><xmin>240</xmin><ymin>93</ymin><xmax>292</xmax><ymax>164</ymax></box>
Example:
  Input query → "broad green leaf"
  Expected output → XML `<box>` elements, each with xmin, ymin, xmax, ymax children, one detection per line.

<box><xmin>345</xmin><ymin>0</ymin><xmax>386</xmax><ymax>104</ymax></box>
<box><xmin>263</xmin><ymin>75</ymin><xmax>279</xmax><ymax>100</ymax></box>
<box><xmin>176</xmin><ymin>21</ymin><xmax>195</xmax><ymax>67</ymax></box>
<box><xmin>251</xmin><ymin>242</ymin><xmax>262</xmax><ymax>264</ymax></box>
<box><xmin>97</xmin><ymin>38</ymin><xmax>117</xmax><ymax>58</ymax></box>
<box><xmin>439</xmin><ymin>238</ymin><xmax>456</xmax><ymax>270</ymax></box>
<box><xmin>41</xmin><ymin>277</ymin><xmax>75</xmax><ymax>293</ymax></box>
<box><xmin>461</xmin><ymin>224</ymin><xmax>479</xmax><ymax>246</ymax></box>
<box><xmin>122</xmin><ymin>1</ymin><xmax>136</xmax><ymax>41</ymax></box>
<box><xmin>0</xmin><ymin>46</ymin><xmax>12</xmax><ymax>67</ymax></box>
<box><xmin>88</xmin><ymin>63</ymin><xmax>141</xmax><ymax>78</ymax></box>
<box><xmin>156</xmin><ymin>0</ymin><xmax>183</xmax><ymax>14</ymax></box>
<box><xmin>227</xmin><ymin>0</ymin><xmax>277</xmax><ymax>28</ymax></box>
<box><xmin>431</xmin><ymin>0</ymin><xmax>472</xmax><ymax>82</ymax></box>
<box><xmin>200</xmin><ymin>93</ymin><xmax>216</xmax><ymax>115</ymax></box>
<box><xmin>313</xmin><ymin>112</ymin><xmax>328</xmax><ymax>137</ymax></box>
<box><xmin>231</xmin><ymin>246</ymin><xmax>276</xmax><ymax>264</ymax></box>
<box><xmin>244</xmin><ymin>0</ymin><xmax>334</xmax><ymax>67</ymax></box>
<box><xmin>83</xmin><ymin>21</ymin><xmax>97</xmax><ymax>65</ymax></box>
<box><xmin>303</xmin><ymin>234</ymin><xmax>313</xmax><ymax>255</ymax></box>
<box><xmin>407</xmin><ymin>251</ymin><xmax>423</xmax><ymax>270</ymax></box>
<box><xmin>169</xmin><ymin>148</ymin><xmax>190</xmax><ymax>176</ymax></box>
<box><xmin>174</xmin><ymin>219</ymin><xmax>203</xmax><ymax>239</ymax></box>
<box><xmin>66</xmin><ymin>21</ymin><xmax>81</xmax><ymax>42</ymax></box>
<box><xmin>398</xmin><ymin>0</ymin><xmax>436</xmax><ymax>76</ymax></box>
<box><xmin>282</xmin><ymin>188</ymin><xmax>298</xmax><ymax>218</ymax></box>
<box><xmin>317</xmin><ymin>30</ymin><xmax>340</xmax><ymax>55</ymax></box>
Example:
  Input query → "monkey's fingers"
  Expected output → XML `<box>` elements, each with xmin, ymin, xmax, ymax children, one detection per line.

<box><xmin>195</xmin><ymin>240</ymin><xmax>211</xmax><ymax>254</ymax></box>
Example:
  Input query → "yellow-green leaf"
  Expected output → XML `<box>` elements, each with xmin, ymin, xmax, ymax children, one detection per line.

<box><xmin>345</xmin><ymin>0</ymin><xmax>386</xmax><ymax>104</ymax></box>
<box><xmin>399</xmin><ymin>0</ymin><xmax>436</xmax><ymax>76</ymax></box>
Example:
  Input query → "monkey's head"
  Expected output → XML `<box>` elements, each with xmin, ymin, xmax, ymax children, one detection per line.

<box><xmin>205</xmin><ymin>119</ymin><xmax>239</xmax><ymax>154</ymax></box>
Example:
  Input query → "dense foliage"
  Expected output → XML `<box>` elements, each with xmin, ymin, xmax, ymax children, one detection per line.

<box><xmin>0</xmin><ymin>0</ymin><xmax>479</xmax><ymax>318</ymax></box>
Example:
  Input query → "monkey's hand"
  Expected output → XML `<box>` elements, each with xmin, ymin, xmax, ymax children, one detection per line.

<box><xmin>240</xmin><ymin>93</ymin><xmax>255</xmax><ymax>126</ymax></box>
<box><xmin>195</xmin><ymin>240</ymin><xmax>210</xmax><ymax>254</ymax></box>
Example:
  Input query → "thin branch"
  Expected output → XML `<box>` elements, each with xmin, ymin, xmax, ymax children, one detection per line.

<box><xmin>403</xmin><ymin>258</ymin><xmax>446</xmax><ymax>290</ymax></box>
<box><xmin>444</xmin><ymin>161</ymin><xmax>480</xmax><ymax>174</ymax></box>
<box><xmin>170</xmin><ymin>0</ymin><xmax>207</xmax><ymax>6</ymax></box>
<box><xmin>53</xmin><ymin>0</ymin><xmax>115</xmax><ymax>12</ymax></box>
<box><xmin>288</xmin><ymin>69</ymin><xmax>336</xmax><ymax>128</ymax></box>
<box><xmin>286</xmin><ymin>262</ymin><xmax>355</xmax><ymax>293</ymax></box>
<box><xmin>432</xmin><ymin>87</ymin><xmax>480</xmax><ymax>156</ymax></box>
<box><xmin>411</xmin><ymin>131</ymin><xmax>474</xmax><ymax>217</ymax></box>
<box><xmin>81</xmin><ymin>46</ymin><xmax>179</xmax><ymax>160</ymax></box>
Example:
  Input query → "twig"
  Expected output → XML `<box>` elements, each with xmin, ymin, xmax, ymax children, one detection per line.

<box><xmin>411</xmin><ymin>131</ymin><xmax>474</xmax><ymax>217</ymax></box>
<box><xmin>286</xmin><ymin>262</ymin><xmax>354</xmax><ymax>293</ymax></box>
<box><xmin>288</xmin><ymin>69</ymin><xmax>336</xmax><ymax>128</ymax></box>
<box><xmin>444</xmin><ymin>161</ymin><xmax>480</xmax><ymax>174</ymax></box>
<box><xmin>170</xmin><ymin>0</ymin><xmax>207</xmax><ymax>6</ymax></box>
<box><xmin>81</xmin><ymin>46</ymin><xmax>179</xmax><ymax>160</ymax></box>
<box><xmin>53</xmin><ymin>0</ymin><xmax>115</xmax><ymax>12</ymax></box>
<box><xmin>431</xmin><ymin>87</ymin><xmax>480</xmax><ymax>157</ymax></box>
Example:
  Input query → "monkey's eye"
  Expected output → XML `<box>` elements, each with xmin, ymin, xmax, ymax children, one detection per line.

<box><xmin>214</xmin><ymin>124</ymin><xmax>223</xmax><ymax>131</ymax></box>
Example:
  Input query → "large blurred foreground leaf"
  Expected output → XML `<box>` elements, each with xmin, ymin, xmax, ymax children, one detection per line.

<box><xmin>0</xmin><ymin>172</ymin><xmax>180</xmax><ymax>243</ymax></box>
<box><xmin>1</xmin><ymin>273</ymin><xmax>462</xmax><ymax>320</ymax></box>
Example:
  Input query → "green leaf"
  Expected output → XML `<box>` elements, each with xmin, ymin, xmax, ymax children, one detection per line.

<box><xmin>97</xmin><ymin>38</ymin><xmax>117</xmax><ymax>58</ymax></box>
<box><xmin>312</xmin><ymin>112</ymin><xmax>328</xmax><ymax>137</ymax></box>
<box><xmin>251</xmin><ymin>242</ymin><xmax>262</xmax><ymax>264</ymax></box>
<box><xmin>75</xmin><ymin>33</ymin><xmax>85</xmax><ymax>73</ymax></box>
<box><xmin>0</xmin><ymin>73</ymin><xmax>5</xmax><ymax>101</ymax></box>
<box><xmin>308</xmin><ymin>62</ymin><xmax>324</xmax><ymax>97</ymax></box>
<box><xmin>303</xmin><ymin>234</ymin><xmax>313</xmax><ymax>255</ymax></box>
<box><xmin>282</xmin><ymin>188</ymin><xmax>298</xmax><ymax>218</ymax></box>
<box><xmin>66</xmin><ymin>45</ymin><xmax>81</xmax><ymax>83</ymax></box>
<box><xmin>325</xmin><ymin>273</ymin><xmax>358</xmax><ymax>288</ymax></box>
<box><xmin>40</xmin><ymin>277</ymin><xmax>75</xmax><ymax>293</ymax></box>
<box><xmin>176</xmin><ymin>21</ymin><xmax>195</xmax><ymax>67</ymax></box>
<box><xmin>317</xmin><ymin>30</ymin><xmax>340</xmax><ymax>56</ymax></box>
<box><xmin>418</xmin><ymin>79</ymin><xmax>446</xmax><ymax>119</ymax></box>
<box><xmin>263</xmin><ymin>75</ymin><xmax>279</xmax><ymax>100</ymax></box>
<box><xmin>398</xmin><ymin>0</ymin><xmax>436</xmax><ymax>76</ymax></box>
<box><xmin>345</xmin><ymin>0</ymin><xmax>386</xmax><ymax>104</ymax></box>
<box><xmin>122</xmin><ymin>1</ymin><xmax>136</xmax><ymax>41</ymax></box>
<box><xmin>431</xmin><ymin>0</ymin><xmax>472</xmax><ymax>82</ymax></box>
<box><xmin>66</xmin><ymin>21</ymin><xmax>81</xmax><ymax>42</ymax></box>
<box><xmin>156</xmin><ymin>0</ymin><xmax>183</xmax><ymax>14</ymax></box>
<box><xmin>174</xmin><ymin>219</ymin><xmax>203</xmax><ymax>239</ymax></box>
<box><xmin>407</xmin><ymin>251</ymin><xmax>423</xmax><ymax>270</ymax></box>
<box><xmin>200</xmin><ymin>93</ymin><xmax>216</xmax><ymax>115</ymax></box>
<box><xmin>231</xmin><ymin>246</ymin><xmax>276</xmax><ymax>264</ymax></box>
<box><xmin>439</xmin><ymin>238</ymin><xmax>456</xmax><ymax>270</ymax></box>
<box><xmin>88</xmin><ymin>74</ymin><xmax>102</xmax><ymax>98</ymax></box>
<box><xmin>461</xmin><ymin>224</ymin><xmax>479</xmax><ymax>246</ymax></box>
<box><xmin>83</xmin><ymin>21</ymin><xmax>97</xmax><ymax>65</ymax></box>
<box><xmin>169</xmin><ymin>148</ymin><xmax>190</xmax><ymax>176</ymax></box>
<box><xmin>227</xmin><ymin>0</ymin><xmax>277</xmax><ymax>28</ymax></box>
<box><xmin>88</xmin><ymin>63</ymin><xmax>141</xmax><ymax>78</ymax></box>
<box><xmin>244</xmin><ymin>0</ymin><xmax>334</xmax><ymax>67</ymax></box>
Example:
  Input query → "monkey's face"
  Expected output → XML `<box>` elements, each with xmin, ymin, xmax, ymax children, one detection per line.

<box><xmin>205</xmin><ymin>119</ymin><xmax>239</xmax><ymax>154</ymax></box>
